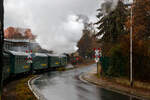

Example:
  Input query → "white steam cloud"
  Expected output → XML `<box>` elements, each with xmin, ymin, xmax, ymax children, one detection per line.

<box><xmin>4</xmin><ymin>0</ymin><xmax>120</xmax><ymax>54</ymax></box>
<box><xmin>101</xmin><ymin>0</ymin><xmax>119</xmax><ymax>15</ymax></box>
<box><xmin>4</xmin><ymin>0</ymin><xmax>102</xmax><ymax>54</ymax></box>
<box><xmin>36</xmin><ymin>14</ymin><xmax>84</xmax><ymax>53</ymax></box>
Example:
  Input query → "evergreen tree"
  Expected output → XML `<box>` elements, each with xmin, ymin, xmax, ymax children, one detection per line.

<box><xmin>77</xmin><ymin>29</ymin><xmax>93</xmax><ymax>58</ymax></box>
<box><xmin>95</xmin><ymin>1</ymin><xmax>128</xmax><ymax>43</ymax></box>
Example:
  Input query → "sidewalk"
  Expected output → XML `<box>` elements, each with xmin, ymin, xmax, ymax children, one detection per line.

<box><xmin>82</xmin><ymin>68</ymin><xmax>150</xmax><ymax>100</ymax></box>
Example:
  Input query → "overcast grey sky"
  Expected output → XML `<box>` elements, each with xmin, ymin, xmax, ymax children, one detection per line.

<box><xmin>4</xmin><ymin>0</ymin><xmax>104</xmax><ymax>54</ymax></box>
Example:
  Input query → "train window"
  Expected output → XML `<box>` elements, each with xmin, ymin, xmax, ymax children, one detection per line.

<box><xmin>21</xmin><ymin>56</ymin><xmax>23</xmax><ymax>64</ymax></box>
<box><xmin>20</xmin><ymin>56</ymin><xmax>22</xmax><ymax>64</ymax></box>
<box><xmin>18</xmin><ymin>57</ymin><xmax>21</xmax><ymax>64</ymax></box>
<box><xmin>17</xmin><ymin>56</ymin><xmax>19</xmax><ymax>64</ymax></box>
<box><xmin>19</xmin><ymin>56</ymin><xmax>21</xmax><ymax>64</ymax></box>
<box><xmin>17</xmin><ymin>56</ymin><xmax>20</xmax><ymax>64</ymax></box>
<box><xmin>17</xmin><ymin>56</ymin><xmax>18</xmax><ymax>64</ymax></box>
<box><xmin>3</xmin><ymin>56</ymin><xmax>6</xmax><ymax>65</ymax></box>
<box><xmin>15</xmin><ymin>56</ymin><xmax>17</xmax><ymax>64</ymax></box>
<box><xmin>22</xmin><ymin>57</ymin><xmax>24</xmax><ymax>63</ymax></box>
<box><xmin>6</xmin><ymin>56</ymin><xmax>9</xmax><ymax>65</ymax></box>
<box><xmin>23</xmin><ymin>56</ymin><xmax>25</xmax><ymax>63</ymax></box>
<box><xmin>18</xmin><ymin>56</ymin><xmax>20</xmax><ymax>64</ymax></box>
<box><xmin>7</xmin><ymin>57</ymin><xmax>10</xmax><ymax>65</ymax></box>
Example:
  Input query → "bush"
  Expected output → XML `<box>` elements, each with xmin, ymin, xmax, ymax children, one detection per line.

<box><xmin>100</xmin><ymin>56</ymin><xmax>110</xmax><ymax>76</ymax></box>
<box><xmin>101</xmin><ymin>34</ymin><xmax>150</xmax><ymax>82</ymax></box>
<box><xmin>106</xmin><ymin>44</ymin><xmax>128</xmax><ymax>77</ymax></box>
<box><xmin>132</xmin><ymin>40</ymin><xmax>150</xmax><ymax>82</ymax></box>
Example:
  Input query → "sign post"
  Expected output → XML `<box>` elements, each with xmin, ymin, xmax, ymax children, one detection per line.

<box><xmin>93</xmin><ymin>48</ymin><xmax>102</xmax><ymax>77</ymax></box>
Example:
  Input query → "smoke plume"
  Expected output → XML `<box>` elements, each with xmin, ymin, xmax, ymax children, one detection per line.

<box><xmin>101</xmin><ymin>0</ymin><xmax>119</xmax><ymax>15</ymax></box>
<box><xmin>4</xmin><ymin>0</ymin><xmax>102</xmax><ymax>54</ymax></box>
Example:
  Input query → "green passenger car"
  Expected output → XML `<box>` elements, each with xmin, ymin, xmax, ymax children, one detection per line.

<box><xmin>32</xmin><ymin>53</ymin><xmax>48</xmax><ymax>71</ymax></box>
<box><xmin>60</xmin><ymin>55</ymin><xmax>67</xmax><ymax>66</ymax></box>
<box><xmin>48</xmin><ymin>54</ymin><xmax>61</xmax><ymax>68</ymax></box>
<box><xmin>8</xmin><ymin>51</ymin><xmax>31</xmax><ymax>74</ymax></box>
<box><xmin>3</xmin><ymin>52</ymin><xmax>10</xmax><ymax>80</ymax></box>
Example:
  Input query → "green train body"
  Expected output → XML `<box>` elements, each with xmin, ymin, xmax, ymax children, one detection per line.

<box><xmin>48</xmin><ymin>54</ymin><xmax>68</xmax><ymax>68</ymax></box>
<box><xmin>9</xmin><ymin>51</ymin><xmax>31</xmax><ymax>74</ymax></box>
<box><xmin>60</xmin><ymin>55</ymin><xmax>67</xmax><ymax>66</ymax></box>
<box><xmin>32</xmin><ymin>53</ymin><xmax>48</xmax><ymax>71</ymax></box>
<box><xmin>48</xmin><ymin>54</ymin><xmax>61</xmax><ymax>68</ymax></box>
<box><xmin>2</xmin><ymin>52</ymin><xmax>10</xmax><ymax>80</ymax></box>
<box><xmin>2</xmin><ymin>51</ymin><xmax>68</xmax><ymax>81</ymax></box>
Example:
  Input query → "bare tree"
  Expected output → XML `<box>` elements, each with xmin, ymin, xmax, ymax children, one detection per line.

<box><xmin>0</xmin><ymin>0</ymin><xmax>4</xmax><ymax>97</ymax></box>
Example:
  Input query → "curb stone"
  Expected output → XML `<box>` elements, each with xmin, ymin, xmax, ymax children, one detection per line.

<box><xmin>28</xmin><ymin>76</ymin><xmax>47</xmax><ymax>100</ymax></box>
<box><xmin>79</xmin><ymin>73</ymin><xmax>149</xmax><ymax>100</ymax></box>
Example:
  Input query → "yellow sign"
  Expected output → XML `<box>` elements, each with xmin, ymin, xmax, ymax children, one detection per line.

<box><xmin>55</xmin><ymin>62</ymin><xmax>59</xmax><ymax>64</ymax></box>
<box><xmin>24</xmin><ymin>66</ymin><xmax>29</xmax><ymax>69</ymax></box>
<box><xmin>7</xmin><ymin>68</ymin><xmax>10</xmax><ymax>72</ymax></box>
<box><xmin>41</xmin><ymin>64</ymin><xmax>47</xmax><ymax>67</ymax></box>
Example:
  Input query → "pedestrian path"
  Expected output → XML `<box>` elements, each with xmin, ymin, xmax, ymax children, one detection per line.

<box><xmin>82</xmin><ymin>69</ymin><xmax>150</xmax><ymax>100</ymax></box>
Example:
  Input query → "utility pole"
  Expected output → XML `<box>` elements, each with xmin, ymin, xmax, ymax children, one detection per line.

<box><xmin>125</xmin><ymin>0</ymin><xmax>133</xmax><ymax>87</ymax></box>
<box><xmin>126</xmin><ymin>0</ymin><xmax>134</xmax><ymax>87</ymax></box>
<box><xmin>0</xmin><ymin>0</ymin><xmax>4</xmax><ymax>99</ymax></box>
<box><xmin>130</xmin><ymin>4</ymin><xmax>133</xmax><ymax>87</ymax></box>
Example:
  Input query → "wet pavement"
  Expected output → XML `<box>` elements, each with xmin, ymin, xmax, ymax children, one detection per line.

<box><xmin>33</xmin><ymin>64</ymin><xmax>143</xmax><ymax>100</ymax></box>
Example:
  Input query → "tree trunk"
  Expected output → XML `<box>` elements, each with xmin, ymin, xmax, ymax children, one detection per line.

<box><xmin>0</xmin><ymin>0</ymin><xmax>4</xmax><ymax>98</ymax></box>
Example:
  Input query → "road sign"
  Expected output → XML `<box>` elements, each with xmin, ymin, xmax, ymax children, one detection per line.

<box><xmin>100</xmin><ymin>52</ymin><xmax>102</xmax><ymax>57</ymax></box>
<box><xmin>93</xmin><ymin>48</ymin><xmax>102</xmax><ymax>63</ymax></box>
<box><xmin>25</xmin><ymin>50</ymin><xmax>33</xmax><ymax>64</ymax></box>
<box><xmin>95</xmin><ymin>50</ymin><xmax>99</xmax><ymax>55</ymax></box>
<box><xmin>93</xmin><ymin>48</ymin><xmax>102</xmax><ymax>77</ymax></box>
<box><xmin>76</xmin><ymin>57</ymin><xmax>79</xmax><ymax>60</ymax></box>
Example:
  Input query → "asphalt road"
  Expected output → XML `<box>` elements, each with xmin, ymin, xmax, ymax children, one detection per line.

<box><xmin>33</xmin><ymin>64</ymin><xmax>143</xmax><ymax>100</ymax></box>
